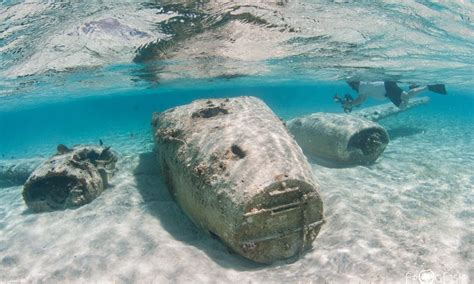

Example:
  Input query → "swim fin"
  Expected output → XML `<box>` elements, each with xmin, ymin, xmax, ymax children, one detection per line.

<box><xmin>347</xmin><ymin>81</ymin><xmax>360</xmax><ymax>92</ymax></box>
<box><xmin>428</xmin><ymin>84</ymin><xmax>447</xmax><ymax>95</ymax></box>
<box><xmin>384</xmin><ymin>81</ymin><xmax>403</xmax><ymax>107</ymax></box>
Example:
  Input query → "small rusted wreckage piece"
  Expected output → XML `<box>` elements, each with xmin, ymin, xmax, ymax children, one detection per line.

<box><xmin>23</xmin><ymin>145</ymin><xmax>118</xmax><ymax>213</ymax></box>
<box><xmin>153</xmin><ymin>96</ymin><xmax>324</xmax><ymax>264</ymax></box>
<box><xmin>287</xmin><ymin>113</ymin><xmax>389</xmax><ymax>166</ymax></box>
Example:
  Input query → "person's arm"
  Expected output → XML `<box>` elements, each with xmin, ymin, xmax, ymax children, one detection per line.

<box><xmin>347</xmin><ymin>93</ymin><xmax>368</xmax><ymax>108</ymax></box>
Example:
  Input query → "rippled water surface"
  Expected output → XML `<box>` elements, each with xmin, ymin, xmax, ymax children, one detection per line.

<box><xmin>0</xmin><ymin>1</ymin><xmax>473</xmax><ymax>283</ymax></box>
<box><xmin>1</xmin><ymin>1</ymin><xmax>473</xmax><ymax>94</ymax></box>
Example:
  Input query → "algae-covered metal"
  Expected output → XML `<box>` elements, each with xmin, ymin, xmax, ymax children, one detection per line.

<box><xmin>354</xmin><ymin>96</ymin><xmax>430</xmax><ymax>122</ymax></box>
<box><xmin>23</xmin><ymin>145</ymin><xmax>117</xmax><ymax>212</ymax></box>
<box><xmin>153</xmin><ymin>96</ymin><xmax>324</xmax><ymax>264</ymax></box>
<box><xmin>287</xmin><ymin>113</ymin><xmax>389</xmax><ymax>166</ymax></box>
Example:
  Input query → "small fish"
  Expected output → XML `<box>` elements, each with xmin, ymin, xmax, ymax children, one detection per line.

<box><xmin>99</xmin><ymin>139</ymin><xmax>103</xmax><ymax>146</ymax></box>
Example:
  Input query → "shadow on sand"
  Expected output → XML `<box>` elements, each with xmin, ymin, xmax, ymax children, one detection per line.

<box><xmin>133</xmin><ymin>152</ymin><xmax>271</xmax><ymax>270</ymax></box>
<box><xmin>306</xmin><ymin>156</ymin><xmax>362</xmax><ymax>169</ymax></box>
<box><xmin>387</xmin><ymin>126</ymin><xmax>425</xmax><ymax>140</ymax></box>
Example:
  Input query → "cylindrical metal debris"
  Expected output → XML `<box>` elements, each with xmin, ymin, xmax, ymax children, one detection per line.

<box><xmin>353</xmin><ymin>96</ymin><xmax>430</xmax><ymax>122</ymax></box>
<box><xmin>287</xmin><ymin>113</ymin><xmax>389</xmax><ymax>166</ymax></box>
<box><xmin>153</xmin><ymin>96</ymin><xmax>324</xmax><ymax>264</ymax></box>
<box><xmin>23</xmin><ymin>145</ymin><xmax>117</xmax><ymax>212</ymax></box>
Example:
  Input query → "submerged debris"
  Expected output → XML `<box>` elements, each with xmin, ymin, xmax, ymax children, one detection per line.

<box><xmin>153</xmin><ymin>96</ymin><xmax>324</xmax><ymax>264</ymax></box>
<box><xmin>22</xmin><ymin>145</ymin><xmax>118</xmax><ymax>213</ymax></box>
<box><xmin>354</xmin><ymin>96</ymin><xmax>430</xmax><ymax>122</ymax></box>
<box><xmin>287</xmin><ymin>113</ymin><xmax>389</xmax><ymax>166</ymax></box>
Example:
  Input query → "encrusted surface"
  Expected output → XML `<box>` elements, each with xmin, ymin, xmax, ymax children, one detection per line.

<box><xmin>153</xmin><ymin>96</ymin><xmax>324</xmax><ymax>263</ymax></box>
<box><xmin>22</xmin><ymin>145</ymin><xmax>118</xmax><ymax>212</ymax></box>
<box><xmin>287</xmin><ymin>113</ymin><xmax>389</xmax><ymax>166</ymax></box>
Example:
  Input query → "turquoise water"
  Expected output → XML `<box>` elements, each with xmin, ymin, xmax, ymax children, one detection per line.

<box><xmin>1</xmin><ymin>1</ymin><xmax>473</xmax><ymax>283</ymax></box>
<box><xmin>1</xmin><ymin>82</ymin><xmax>473</xmax><ymax>159</ymax></box>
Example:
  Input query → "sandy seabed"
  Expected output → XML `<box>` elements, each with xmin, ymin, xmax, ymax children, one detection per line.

<box><xmin>0</xmin><ymin>110</ymin><xmax>472</xmax><ymax>283</ymax></box>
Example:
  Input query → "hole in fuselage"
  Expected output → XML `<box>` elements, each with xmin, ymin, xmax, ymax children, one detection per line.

<box><xmin>192</xmin><ymin>106</ymin><xmax>229</xmax><ymax>118</ymax></box>
<box><xmin>26</xmin><ymin>176</ymin><xmax>79</xmax><ymax>208</ymax></box>
<box><xmin>231</xmin><ymin>144</ymin><xmax>246</xmax><ymax>159</ymax></box>
<box><xmin>347</xmin><ymin>128</ymin><xmax>389</xmax><ymax>156</ymax></box>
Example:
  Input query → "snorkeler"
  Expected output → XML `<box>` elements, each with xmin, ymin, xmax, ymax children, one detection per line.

<box><xmin>333</xmin><ymin>93</ymin><xmax>355</xmax><ymax>113</ymax></box>
<box><xmin>337</xmin><ymin>81</ymin><xmax>447</xmax><ymax>112</ymax></box>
